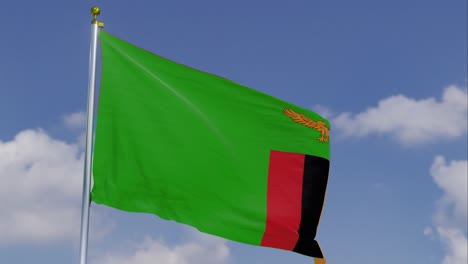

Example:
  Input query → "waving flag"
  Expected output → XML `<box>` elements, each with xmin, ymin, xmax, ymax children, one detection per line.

<box><xmin>92</xmin><ymin>31</ymin><xmax>330</xmax><ymax>263</ymax></box>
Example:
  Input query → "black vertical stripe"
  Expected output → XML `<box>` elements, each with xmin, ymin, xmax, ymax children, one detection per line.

<box><xmin>293</xmin><ymin>155</ymin><xmax>330</xmax><ymax>258</ymax></box>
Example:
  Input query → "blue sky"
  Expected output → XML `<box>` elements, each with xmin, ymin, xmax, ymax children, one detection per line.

<box><xmin>0</xmin><ymin>1</ymin><xmax>466</xmax><ymax>264</ymax></box>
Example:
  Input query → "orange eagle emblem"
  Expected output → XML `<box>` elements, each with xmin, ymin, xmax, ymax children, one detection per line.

<box><xmin>283</xmin><ymin>108</ymin><xmax>330</xmax><ymax>143</ymax></box>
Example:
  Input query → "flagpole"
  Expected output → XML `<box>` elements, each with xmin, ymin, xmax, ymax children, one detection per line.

<box><xmin>79</xmin><ymin>6</ymin><xmax>103</xmax><ymax>264</ymax></box>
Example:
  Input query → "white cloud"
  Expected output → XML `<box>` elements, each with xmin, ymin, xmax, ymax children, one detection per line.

<box><xmin>429</xmin><ymin>156</ymin><xmax>468</xmax><ymax>264</ymax></box>
<box><xmin>93</xmin><ymin>232</ymin><xmax>230</xmax><ymax>264</ymax></box>
<box><xmin>431</xmin><ymin>156</ymin><xmax>468</xmax><ymax>228</ymax></box>
<box><xmin>312</xmin><ymin>104</ymin><xmax>333</xmax><ymax>119</ymax></box>
<box><xmin>0</xmin><ymin>129</ymin><xmax>83</xmax><ymax>242</ymax></box>
<box><xmin>424</xmin><ymin>227</ymin><xmax>434</xmax><ymax>238</ymax></box>
<box><xmin>63</xmin><ymin>112</ymin><xmax>86</xmax><ymax>130</ymax></box>
<box><xmin>0</xmin><ymin>112</ymin><xmax>109</xmax><ymax>243</ymax></box>
<box><xmin>64</xmin><ymin>111</ymin><xmax>87</xmax><ymax>148</ymax></box>
<box><xmin>333</xmin><ymin>85</ymin><xmax>467</xmax><ymax>144</ymax></box>
<box><xmin>437</xmin><ymin>227</ymin><xmax>468</xmax><ymax>264</ymax></box>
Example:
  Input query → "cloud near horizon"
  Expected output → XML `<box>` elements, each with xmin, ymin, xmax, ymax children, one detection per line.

<box><xmin>93</xmin><ymin>231</ymin><xmax>230</xmax><ymax>264</ymax></box>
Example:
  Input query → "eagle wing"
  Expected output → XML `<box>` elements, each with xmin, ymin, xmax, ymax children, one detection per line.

<box><xmin>283</xmin><ymin>108</ymin><xmax>317</xmax><ymax>129</ymax></box>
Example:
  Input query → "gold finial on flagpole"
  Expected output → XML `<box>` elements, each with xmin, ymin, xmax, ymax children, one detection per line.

<box><xmin>91</xmin><ymin>6</ymin><xmax>104</xmax><ymax>28</ymax></box>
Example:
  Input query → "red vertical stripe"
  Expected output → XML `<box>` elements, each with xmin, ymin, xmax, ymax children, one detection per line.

<box><xmin>261</xmin><ymin>150</ymin><xmax>304</xmax><ymax>250</ymax></box>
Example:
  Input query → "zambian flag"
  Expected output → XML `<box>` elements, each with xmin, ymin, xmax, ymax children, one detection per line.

<box><xmin>92</xmin><ymin>31</ymin><xmax>330</xmax><ymax>263</ymax></box>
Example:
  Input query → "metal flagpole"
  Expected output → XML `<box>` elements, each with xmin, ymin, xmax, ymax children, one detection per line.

<box><xmin>79</xmin><ymin>6</ymin><xmax>103</xmax><ymax>264</ymax></box>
